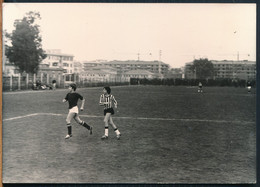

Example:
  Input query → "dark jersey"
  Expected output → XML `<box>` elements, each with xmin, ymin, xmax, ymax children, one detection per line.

<box><xmin>65</xmin><ymin>92</ymin><xmax>83</xmax><ymax>109</ymax></box>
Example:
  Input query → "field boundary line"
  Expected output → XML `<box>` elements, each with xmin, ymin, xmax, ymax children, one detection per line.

<box><xmin>3</xmin><ymin>113</ymin><xmax>39</xmax><ymax>121</ymax></box>
<box><xmin>3</xmin><ymin>113</ymin><xmax>255</xmax><ymax>124</ymax></box>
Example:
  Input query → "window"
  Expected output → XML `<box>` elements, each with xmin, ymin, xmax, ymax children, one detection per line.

<box><xmin>53</xmin><ymin>62</ymin><xmax>58</xmax><ymax>66</ymax></box>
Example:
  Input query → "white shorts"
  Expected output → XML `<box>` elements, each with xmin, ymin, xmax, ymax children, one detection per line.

<box><xmin>69</xmin><ymin>106</ymin><xmax>79</xmax><ymax>114</ymax></box>
<box><xmin>247</xmin><ymin>86</ymin><xmax>251</xmax><ymax>89</ymax></box>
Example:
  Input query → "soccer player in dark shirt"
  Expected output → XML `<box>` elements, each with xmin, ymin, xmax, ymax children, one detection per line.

<box><xmin>52</xmin><ymin>79</ymin><xmax>56</xmax><ymax>90</ymax></box>
<box><xmin>63</xmin><ymin>83</ymin><xmax>92</xmax><ymax>139</ymax></box>
<box><xmin>99</xmin><ymin>86</ymin><xmax>121</xmax><ymax>140</ymax></box>
<box><xmin>198</xmin><ymin>82</ymin><xmax>203</xmax><ymax>93</ymax></box>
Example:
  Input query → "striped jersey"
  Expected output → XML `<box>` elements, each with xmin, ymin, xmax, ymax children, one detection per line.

<box><xmin>99</xmin><ymin>94</ymin><xmax>117</xmax><ymax>109</ymax></box>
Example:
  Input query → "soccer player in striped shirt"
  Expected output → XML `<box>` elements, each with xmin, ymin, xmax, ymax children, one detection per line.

<box><xmin>99</xmin><ymin>86</ymin><xmax>121</xmax><ymax>140</ymax></box>
<box><xmin>63</xmin><ymin>83</ymin><xmax>92</xmax><ymax>139</ymax></box>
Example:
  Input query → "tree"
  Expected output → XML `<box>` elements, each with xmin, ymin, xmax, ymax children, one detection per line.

<box><xmin>189</xmin><ymin>58</ymin><xmax>214</xmax><ymax>79</ymax></box>
<box><xmin>5</xmin><ymin>11</ymin><xmax>47</xmax><ymax>74</ymax></box>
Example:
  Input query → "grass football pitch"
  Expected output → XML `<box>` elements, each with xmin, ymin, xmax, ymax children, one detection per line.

<box><xmin>2</xmin><ymin>85</ymin><xmax>256</xmax><ymax>183</ymax></box>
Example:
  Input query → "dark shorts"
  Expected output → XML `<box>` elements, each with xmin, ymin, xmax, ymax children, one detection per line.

<box><xmin>104</xmin><ymin>108</ymin><xmax>114</xmax><ymax>116</ymax></box>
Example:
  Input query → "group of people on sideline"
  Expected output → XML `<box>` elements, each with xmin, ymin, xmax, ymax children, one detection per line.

<box><xmin>197</xmin><ymin>81</ymin><xmax>252</xmax><ymax>93</ymax></box>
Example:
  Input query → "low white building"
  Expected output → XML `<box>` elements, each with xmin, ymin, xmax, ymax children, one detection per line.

<box><xmin>123</xmin><ymin>70</ymin><xmax>155</xmax><ymax>79</ymax></box>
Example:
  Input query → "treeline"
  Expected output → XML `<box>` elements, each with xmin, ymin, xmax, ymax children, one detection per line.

<box><xmin>130</xmin><ymin>78</ymin><xmax>256</xmax><ymax>87</ymax></box>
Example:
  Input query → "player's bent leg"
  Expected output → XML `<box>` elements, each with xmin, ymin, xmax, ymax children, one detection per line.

<box><xmin>104</xmin><ymin>113</ymin><xmax>111</xmax><ymax>124</ymax></box>
<box><xmin>65</xmin><ymin>112</ymin><xmax>75</xmax><ymax>139</ymax></box>
<box><xmin>74</xmin><ymin>114</ymin><xmax>93</xmax><ymax>134</ymax></box>
<box><xmin>66</xmin><ymin>112</ymin><xmax>75</xmax><ymax>124</ymax></box>
<box><xmin>65</xmin><ymin>123</ymin><xmax>72</xmax><ymax>139</ymax></box>
<box><xmin>109</xmin><ymin>117</ymin><xmax>121</xmax><ymax>140</ymax></box>
<box><xmin>102</xmin><ymin>113</ymin><xmax>110</xmax><ymax>139</ymax></box>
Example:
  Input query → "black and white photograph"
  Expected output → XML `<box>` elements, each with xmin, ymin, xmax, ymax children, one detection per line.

<box><xmin>2</xmin><ymin>3</ymin><xmax>256</xmax><ymax>184</ymax></box>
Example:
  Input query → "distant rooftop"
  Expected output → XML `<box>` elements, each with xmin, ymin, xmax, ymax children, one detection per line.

<box><xmin>124</xmin><ymin>69</ymin><xmax>154</xmax><ymax>75</ymax></box>
<box><xmin>103</xmin><ymin>60</ymin><xmax>168</xmax><ymax>65</ymax></box>
<box><xmin>186</xmin><ymin>60</ymin><xmax>256</xmax><ymax>65</ymax></box>
<box><xmin>211</xmin><ymin>60</ymin><xmax>256</xmax><ymax>65</ymax></box>
<box><xmin>45</xmin><ymin>49</ymin><xmax>74</xmax><ymax>57</ymax></box>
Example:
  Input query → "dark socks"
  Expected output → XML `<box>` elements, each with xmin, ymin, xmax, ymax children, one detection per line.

<box><xmin>81</xmin><ymin>121</ymin><xmax>91</xmax><ymax>130</ymax></box>
<box><xmin>67</xmin><ymin>124</ymin><xmax>72</xmax><ymax>135</ymax></box>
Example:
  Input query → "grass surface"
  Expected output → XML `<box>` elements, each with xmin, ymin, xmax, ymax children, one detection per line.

<box><xmin>2</xmin><ymin>85</ymin><xmax>256</xmax><ymax>183</ymax></box>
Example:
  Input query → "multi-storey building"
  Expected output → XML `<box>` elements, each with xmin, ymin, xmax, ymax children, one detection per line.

<box><xmin>82</xmin><ymin>60</ymin><xmax>108</xmax><ymax>71</ymax></box>
<box><xmin>81</xmin><ymin>62</ymin><xmax>123</xmax><ymax>82</ymax></box>
<box><xmin>102</xmin><ymin>60</ymin><xmax>170</xmax><ymax>76</ymax></box>
<box><xmin>184</xmin><ymin>63</ymin><xmax>196</xmax><ymax>79</ymax></box>
<box><xmin>3</xmin><ymin>57</ymin><xmax>20</xmax><ymax>77</ymax></box>
<box><xmin>165</xmin><ymin>68</ymin><xmax>183</xmax><ymax>79</ymax></box>
<box><xmin>42</xmin><ymin>49</ymin><xmax>74</xmax><ymax>74</ymax></box>
<box><xmin>212</xmin><ymin>60</ymin><xmax>256</xmax><ymax>80</ymax></box>
<box><xmin>74</xmin><ymin>61</ymin><xmax>83</xmax><ymax>74</ymax></box>
<box><xmin>184</xmin><ymin>60</ymin><xmax>256</xmax><ymax>80</ymax></box>
<box><xmin>123</xmin><ymin>70</ymin><xmax>155</xmax><ymax>79</ymax></box>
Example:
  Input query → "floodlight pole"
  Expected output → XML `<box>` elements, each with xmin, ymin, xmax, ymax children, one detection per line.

<box><xmin>159</xmin><ymin>50</ymin><xmax>162</xmax><ymax>75</ymax></box>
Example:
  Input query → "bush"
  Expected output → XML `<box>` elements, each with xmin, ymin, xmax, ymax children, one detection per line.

<box><xmin>130</xmin><ymin>78</ymin><xmax>256</xmax><ymax>87</ymax></box>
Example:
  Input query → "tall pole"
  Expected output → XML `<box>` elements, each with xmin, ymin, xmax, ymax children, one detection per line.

<box><xmin>10</xmin><ymin>75</ymin><xmax>12</xmax><ymax>91</ymax></box>
<box><xmin>237</xmin><ymin>51</ymin><xmax>239</xmax><ymax>61</ymax></box>
<box><xmin>26</xmin><ymin>73</ymin><xmax>29</xmax><ymax>89</ymax></box>
<box><xmin>18</xmin><ymin>73</ymin><xmax>21</xmax><ymax>90</ymax></box>
<box><xmin>159</xmin><ymin>50</ymin><xmax>162</xmax><ymax>75</ymax></box>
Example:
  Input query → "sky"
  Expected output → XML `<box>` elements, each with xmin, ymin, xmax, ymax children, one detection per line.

<box><xmin>3</xmin><ymin>3</ymin><xmax>256</xmax><ymax>68</ymax></box>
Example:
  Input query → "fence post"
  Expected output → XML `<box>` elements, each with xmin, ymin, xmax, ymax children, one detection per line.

<box><xmin>41</xmin><ymin>73</ymin><xmax>43</xmax><ymax>83</ymax></box>
<box><xmin>34</xmin><ymin>74</ymin><xmax>36</xmax><ymax>84</ymax></box>
<box><xmin>18</xmin><ymin>73</ymin><xmax>21</xmax><ymax>90</ymax></box>
<box><xmin>64</xmin><ymin>75</ymin><xmax>66</xmax><ymax>88</ymax></box>
<box><xmin>47</xmin><ymin>74</ymin><xmax>49</xmax><ymax>84</ymax></box>
<box><xmin>26</xmin><ymin>73</ymin><xmax>29</xmax><ymax>89</ymax></box>
<box><xmin>58</xmin><ymin>74</ymin><xmax>61</xmax><ymax>87</ymax></box>
<box><xmin>10</xmin><ymin>75</ymin><xmax>12</xmax><ymax>91</ymax></box>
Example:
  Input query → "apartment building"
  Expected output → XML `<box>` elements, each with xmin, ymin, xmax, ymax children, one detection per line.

<box><xmin>42</xmin><ymin>49</ymin><xmax>74</xmax><ymax>74</ymax></box>
<box><xmin>212</xmin><ymin>60</ymin><xmax>256</xmax><ymax>80</ymax></box>
<box><xmin>184</xmin><ymin>60</ymin><xmax>256</xmax><ymax>80</ymax></box>
<box><xmin>102</xmin><ymin>60</ymin><xmax>170</xmax><ymax>75</ymax></box>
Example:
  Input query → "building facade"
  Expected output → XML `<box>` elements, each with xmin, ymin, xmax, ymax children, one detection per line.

<box><xmin>74</xmin><ymin>61</ymin><xmax>83</xmax><ymax>74</ymax></box>
<box><xmin>184</xmin><ymin>60</ymin><xmax>256</xmax><ymax>80</ymax></box>
<box><xmin>3</xmin><ymin>57</ymin><xmax>20</xmax><ymax>77</ymax></box>
<box><xmin>123</xmin><ymin>70</ymin><xmax>156</xmax><ymax>80</ymax></box>
<box><xmin>165</xmin><ymin>68</ymin><xmax>183</xmax><ymax>79</ymax></box>
<box><xmin>212</xmin><ymin>60</ymin><xmax>256</xmax><ymax>80</ymax></box>
<box><xmin>102</xmin><ymin>60</ymin><xmax>170</xmax><ymax>76</ymax></box>
<box><xmin>42</xmin><ymin>49</ymin><xmax>74</xmax><ymax>74</ymax></box>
